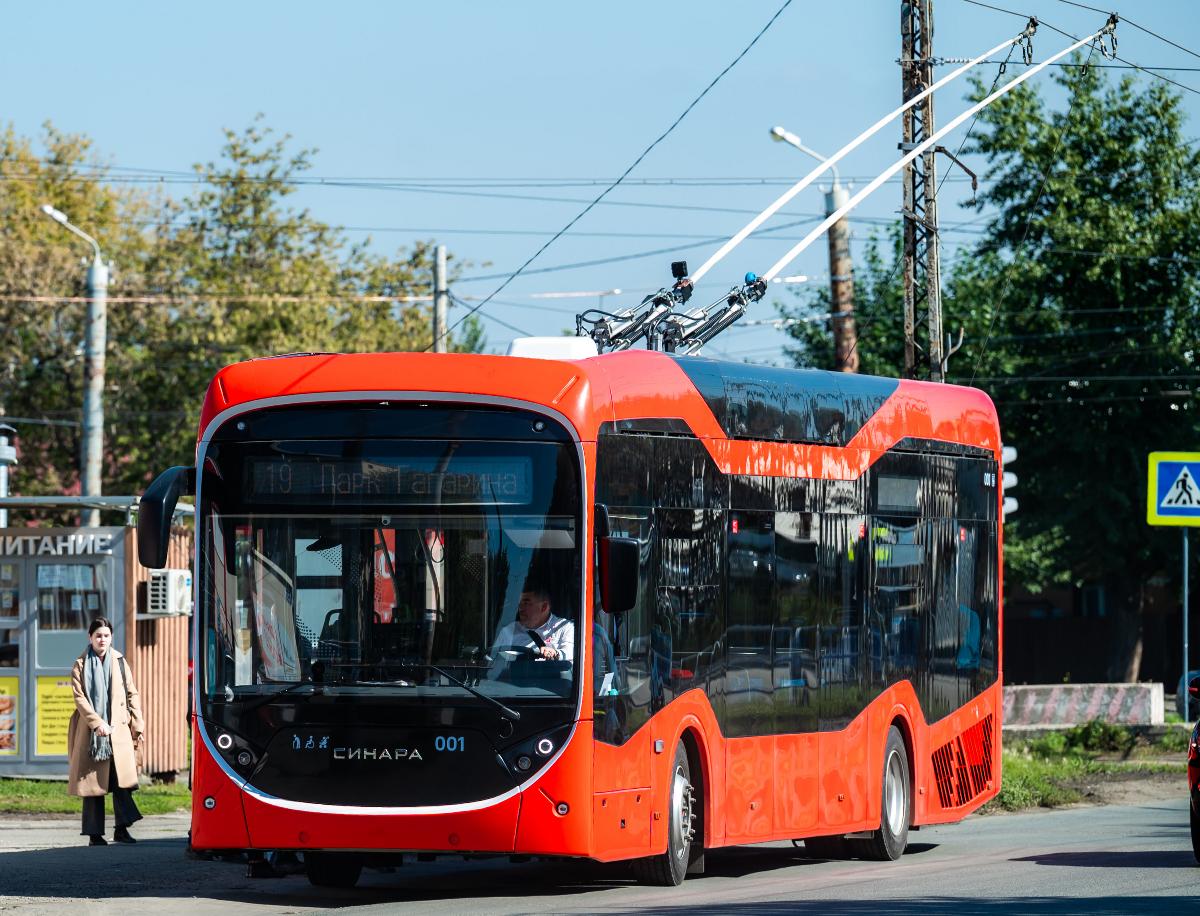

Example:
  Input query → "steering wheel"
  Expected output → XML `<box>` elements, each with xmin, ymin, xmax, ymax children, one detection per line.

<box><xmin>496</xmin><ymin>644</ymin><xmax>542</xmax><ymax>660</ymax></box>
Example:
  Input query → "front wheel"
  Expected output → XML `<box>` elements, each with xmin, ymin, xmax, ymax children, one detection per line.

<box><xmin>852</xmin><ymin>725</ymin><xmax>910</xmax><ymax>861</ymax></box>
<box><xmin>632</xmin><ymin>742</ymin><xmax>699</xmax><ymax>886</ymax></box>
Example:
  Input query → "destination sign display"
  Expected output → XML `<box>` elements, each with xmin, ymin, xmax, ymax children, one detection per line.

<box><xmin>245</xmin><ymin>455</ymin><xmax>533</xmax><ymax>505</ymax></box>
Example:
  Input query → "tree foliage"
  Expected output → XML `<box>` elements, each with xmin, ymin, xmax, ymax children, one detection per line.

<box><xmin>0</xmin><ymin>118</ymin><xmax>481</xmax><ymax>520</ymax></box>
<box><xmin>779</xmin><ymin>64</ymin><xmax>1200</xmax><ymax>679</ymax></box>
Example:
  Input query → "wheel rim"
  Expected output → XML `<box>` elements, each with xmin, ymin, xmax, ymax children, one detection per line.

<box><xmin>883</xmin><ymin>749</ymin><xmax>907</xmax><ymax>835</ymax></box>
<box><xmin>669</xmin><ymin>763</ymin><xmax>695</xmax><ymax>859</ymax></box>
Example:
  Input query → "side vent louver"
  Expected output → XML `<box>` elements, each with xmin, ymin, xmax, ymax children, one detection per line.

<box><xmin>931</xmin><ymin>714</ymin><xmax>994</xmax><ymax>809</ymax></box>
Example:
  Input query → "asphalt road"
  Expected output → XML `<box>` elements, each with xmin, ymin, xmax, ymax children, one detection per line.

<box><xmin>1</xmin><ymin>799</ymin><xmax>1197</xmax><ymax>915</ymax></box>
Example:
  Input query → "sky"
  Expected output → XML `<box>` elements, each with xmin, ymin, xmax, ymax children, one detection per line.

<box><xmin>5</xmin><ymin>0</ymin><xmax>1200</xmax><ymax>366</ymax></box>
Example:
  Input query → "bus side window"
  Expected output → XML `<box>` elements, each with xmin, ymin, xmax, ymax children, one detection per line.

<box><xmin>594</xmin><ymin>507</ymin><xmax>653</xmax><ymax>746</ymax></box>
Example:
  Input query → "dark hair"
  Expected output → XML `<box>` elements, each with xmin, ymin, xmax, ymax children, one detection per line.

<box><xmin>521</xmin><ymin>583</ymin><xmax>551</xmax><ymax>604</ymax></box>
<box><xmin>88</xmin><ymin>617</ymin><xmax>114</xmax><ymax>635</ymax></box>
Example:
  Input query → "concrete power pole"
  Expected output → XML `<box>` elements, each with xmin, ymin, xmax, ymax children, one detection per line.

<box><xmin>825</xmin><ymin>184</ymin><xmax>859</xmax><ymax>372</ymax></box>
<box><xmin>41</xmin><ymin>204</ymin><xmax>108</xmax><ymax>527</ymax></box>
<box><xmin>0</xmin><ymin>424</ymin><xmax>15</xmax><ymax>529</ymax></box>
<box><xmin>901</xmin><ymin>0</ymin><xmax>944</xmax><ymax>382</ymax></box>
<box><xmin>432</xmin><ymin>245</ymin><xmax>449</xmax><ymax>353</ymax></box>
<box><xmin>81</xmin><ymin>255</ymin><xmax>108</xmax><ymax>527</ymax></box>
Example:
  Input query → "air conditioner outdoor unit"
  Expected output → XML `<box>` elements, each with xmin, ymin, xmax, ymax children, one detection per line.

<box><xmin>147</xmin><ymin>568</ymin><xmax>193</xmax><ymax>616</ymax></box>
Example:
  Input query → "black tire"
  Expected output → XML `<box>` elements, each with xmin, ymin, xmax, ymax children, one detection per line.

<box><xmin>801</xmin><ymin>835</ymin><xmax>847</xmax><ymax>859</ymax></box>
<box><xmin>631</xmin><ymin>742</ymin><xmax>699</xmax><ymax>886</ymax></box>
<box><xmin>306</xmin><ymin>852</ymin><xmax>363</xmax><ymax>888</ymax></box>
<box><xmin>852</xmin><ymin>725</ymin><xmax>911</xmax><ymax>862</ymax></box>
<box><xmin>1191</xmin><ymin>798</ymin><xmax>1200</xmax><ymax>865</ymax></box>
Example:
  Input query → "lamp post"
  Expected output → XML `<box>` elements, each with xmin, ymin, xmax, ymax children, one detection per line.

<box><xmin>40</xmin><ymin>204</ymin><xmax>108</xmax><ymax>527</ymax></box>
<box><xmin>769</xmin><ymin>127</ymin><xmax>858</xmax><ymax>372</ymax></box>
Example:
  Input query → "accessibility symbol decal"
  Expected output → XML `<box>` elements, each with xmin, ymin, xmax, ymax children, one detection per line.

<box><xmin>1147</xmin><ymin>452</ymin><xmax>1200</xmax><ymax>526</ymax></box>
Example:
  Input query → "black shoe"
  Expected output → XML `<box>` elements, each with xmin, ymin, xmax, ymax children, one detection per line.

<box><xmin>88</xmin><ymin>835</ymin><xmax>108</xmax><ymax>846</ymax></box>
<box><xmin>113</xmin><ymin>827</ymin><xmax>136</xmax><ymax>844</ymax></box>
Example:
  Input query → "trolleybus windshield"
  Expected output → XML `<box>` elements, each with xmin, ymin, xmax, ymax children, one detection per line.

<box><xmin>199</xmin><ymin>437</ymin><xmax>582</xmax><ymax>705</ymax></box>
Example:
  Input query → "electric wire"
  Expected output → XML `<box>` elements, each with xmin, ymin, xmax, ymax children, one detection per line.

<box><xmin>446</xmin><ymin>293</ymin><xmax>532</xmax><ymax>338</ymax></box>
<box><xmin>1052</xmin><ymin>0</ymin><xmax>1200</xmax><ymax>62</ymax></box>
<box><xmin>458</xmin><ymin>217</ymin><xmax>820</xmax><ymax>283</ymax></box>
<box><xmin>954</xmin><ymin>0</ymin><xmax>1200</xmax><ymax>96</ymax></box>
<box><xmin>436</xmin><ymin>0</ymin><xmax>796</xmax><ymax>347</ymax></box>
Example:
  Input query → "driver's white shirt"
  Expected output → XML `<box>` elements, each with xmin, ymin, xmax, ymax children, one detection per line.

<box><xmin>492</xmin><ymin>613</ymin><xmax>575</xmax><ymax>662</ymax></box>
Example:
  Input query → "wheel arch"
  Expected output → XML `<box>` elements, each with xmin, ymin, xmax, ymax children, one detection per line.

<box><xmin>676</xmin><ymin>721</ymin><xmax>710</xmax><ymax>846</ymax></box>
<box><xmin>887</xmin><ymin>707</ymin><xmax>917</xmax><ymax>820</ymax></box>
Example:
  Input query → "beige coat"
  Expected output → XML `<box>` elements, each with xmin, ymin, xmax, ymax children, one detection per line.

<box><xmin>67</xmin><ymin>649</ymin><xmax>145</xmax><ymax>797</ymax></box>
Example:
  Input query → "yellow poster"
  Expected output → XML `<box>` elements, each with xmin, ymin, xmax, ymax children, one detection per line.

<box><xmin>0</xmin><ymin>676</ymin><xmax>17</xmax><ymax>756</ymax></box>
<box><xmin>36</xmin><ymin>676</ymin><xmax>75</xmax><ymax>756</ymax></box>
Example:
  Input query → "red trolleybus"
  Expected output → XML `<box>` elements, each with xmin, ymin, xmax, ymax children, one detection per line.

<box><xmin>138</xmin><ymin>348</ymin><xmax>1002</xmax><ymax>887</ymax></box>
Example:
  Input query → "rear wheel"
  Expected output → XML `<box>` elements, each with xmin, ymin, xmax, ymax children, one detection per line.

<box><xmin>306</xmin><ymin>852</ymin><xmax>363</xmax><ymax>888</ymax></box>
<box><xmin>632</xmin><ymin>742</ymin><xmax>698</xmax><ymax>886</ymax></box>
<box><xmin>1191</xmin><ymin>798</ymin><xmax>1200</xmax><ymax>864</ymax></box>
<box><xmin>852</xmin><ymin>725</ymin><xmax>911</xmax><ymax>861</ymax></box>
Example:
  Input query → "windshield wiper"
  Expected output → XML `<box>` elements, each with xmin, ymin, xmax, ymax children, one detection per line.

<box><xmin>238</xmin><ymin>680</ymin><xmax>320</xmax><ymax>714</ymax></box>
<box><xmin>425</xmin><ymin>663</ymin><xmax>521</xmax><ymax>722</ymax></box>
<box><xmin>348</xmin><ymin>668</ymin><xmax>520</xmax><ymax>722</ymax></box>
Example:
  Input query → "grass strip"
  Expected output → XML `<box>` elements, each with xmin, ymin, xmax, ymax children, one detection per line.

<box><xmin>983</xmin><ymin>721</ymin><xmax>1190</xmax><ymax>813</ymax></box>
<box><xmin>0</xmin><ymin>777</ymin><xmax>190</xmax><ymax>816</ymax></box>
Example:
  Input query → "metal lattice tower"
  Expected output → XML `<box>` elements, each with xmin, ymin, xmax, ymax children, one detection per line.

<box><xmin>901</xmin><ymin>0</ymin><xmax>944</xmax><ymax>382</ymax></box>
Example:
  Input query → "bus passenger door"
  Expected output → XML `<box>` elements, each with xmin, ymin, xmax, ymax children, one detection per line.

<box><xmin>773</xmin><ymin>510</ymin><xmax>820</xmax><ymax>835</ymax></box>
<box><xmin>817</xmin><ymin>512</ymin><xmax>869</xmax><ymax>829</ymax></box>
<box><xmin>724</xmin><ymin>510</ymin><xmax>774</xmax><ymax>839</ymax></box>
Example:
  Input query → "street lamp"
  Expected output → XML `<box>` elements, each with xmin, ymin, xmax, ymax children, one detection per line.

<box><xmin>769</xmin><ymin>126</ymin><xmax>841</xmax><ymax>188</ymax></box>
<box><xmin>769</xmin><ymin>126</ymin><xmax>858</xmax><ymax>373</ymax></box>
<box><xmin>40</xmin><ymin>204</ymin><xmax>108</xmax><ymax>527</ymax></box>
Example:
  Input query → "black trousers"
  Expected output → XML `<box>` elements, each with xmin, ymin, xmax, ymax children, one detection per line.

<box><xmin>80</xmin><ymin>765</ymin><xmax>142</xmax><ymax>837</ymax></box>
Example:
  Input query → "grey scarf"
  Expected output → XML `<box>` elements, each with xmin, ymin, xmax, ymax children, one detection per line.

<box><xmin>85</xmin><ymin>647</ymin><xmax>113</xmax><ymax>761</ymax></box>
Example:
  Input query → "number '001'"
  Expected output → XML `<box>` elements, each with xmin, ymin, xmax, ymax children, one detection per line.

<box><xmin>435</xmin><ymin>735</ymin><xmax>464</xmax><ymax>752</ymax></box>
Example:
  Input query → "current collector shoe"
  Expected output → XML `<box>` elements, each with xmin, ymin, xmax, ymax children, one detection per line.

<box><xmin>113</xmin><ymin>827</ymin><xmax>136</xmax><ymax>844</ymax></box>
<box><xmin>88</xmin><ymin>835</ymin><xmax>108</xmax><ymax>846</ymax></box>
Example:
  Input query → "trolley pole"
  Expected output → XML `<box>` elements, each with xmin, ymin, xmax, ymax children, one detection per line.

<box><xmin>432</xmin><ymin>245</ymin><xmax>449</xmax><ymax>353</ymax></box>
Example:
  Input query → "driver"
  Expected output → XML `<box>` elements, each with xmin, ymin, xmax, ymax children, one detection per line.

<box><xmin>491</xmin><ymin>584</ymin><xmax>574</xmax><ymax>663</ymax></box>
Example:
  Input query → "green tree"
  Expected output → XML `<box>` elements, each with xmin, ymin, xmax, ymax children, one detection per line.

<box><xmin>0</xmin><ymin>123</ymin><xmax>158</xmax><ymax>506</ymax></box>
<box><xmin>1</xmin><ymin>118</ymin><xmax>481</xmax><ymax>520</ymax></box>
<box><xmin>779</xmin><ymin>64</ymin><xmax>1200</xmax><ymax>680</ymax></box>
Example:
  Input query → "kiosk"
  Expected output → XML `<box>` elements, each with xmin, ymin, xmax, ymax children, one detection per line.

<box><xmin>0</xmin><ymin>510</ymin><xmax>191</xmax><ymax>779</ymax></box>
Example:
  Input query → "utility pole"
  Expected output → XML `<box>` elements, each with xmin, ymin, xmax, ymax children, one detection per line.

<box><xmin>82</xmin><ymin>255</ymin><xmax>108</xmax><ymax>527</ymax></box>
<box><xmin>901</xmin><ymin>0</ymin><xmax>944</xmax><ymax>382</ymax></box>
<box><xmin>0</xmin><ymin>425</ymin><xmax>15</xmax><ymax>529</ymax></box>
<box><xmin>825</xmin><ymin>183</ymin><xmax>859</xmax><ymax>372</ymax></box>
<box><xmin>432</xmin><ymin>244</ymin><xmax>449</xmax><ymax>353</ymax></box>
<box><xmin>41</xmin><ymin>204</ymin><xmax>107</xmax><ymax>527</ymax></box>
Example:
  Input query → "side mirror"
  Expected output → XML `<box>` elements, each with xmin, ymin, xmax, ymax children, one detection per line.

<box><xmin>138</xmin><ymin>466</ymin><xmax>195</xmax><ymax>569</ymax></box>
<box><xmin>1189</xmin><ymin>677</ymin><xmax>1200</xmax><ymax>698</ymax></box>
<box><xmin>599</xmin><ymin>535</ymin><xmax>639</xmax><ymax>615</ymax></box>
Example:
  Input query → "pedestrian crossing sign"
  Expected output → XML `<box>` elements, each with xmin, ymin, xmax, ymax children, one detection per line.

<box><xmin>1147</xmin><ymin>452</ymin><xmax>1200</xmax><ymax>526</ymax></box>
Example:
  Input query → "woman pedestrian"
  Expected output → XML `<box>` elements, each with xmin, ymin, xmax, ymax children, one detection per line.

<box><xmin>68</xmin><ymin>617</ymin><xmax>145</xmax><ymax>846</ymax></box>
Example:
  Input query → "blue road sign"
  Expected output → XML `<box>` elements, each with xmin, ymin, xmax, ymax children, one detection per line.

<box><xmin>1147</xmin><ymin>452</ymin><xmax>1200</xmax><ymax>527</ymax></box>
